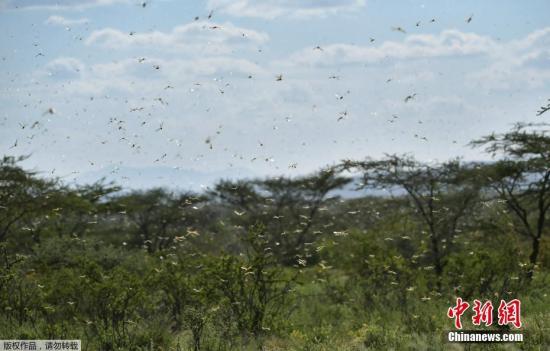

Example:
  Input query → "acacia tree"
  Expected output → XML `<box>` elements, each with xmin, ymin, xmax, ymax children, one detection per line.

<box><xmin>341</xmin><ymin>155</ymin><xmax>482</xmax><ymax>291</ymax></box>
<box><xmin>0</xmin><ymin>156</ymin><xmax>61</xmax><ymax>244</ymax></box>
<box><xmin>48</xmin><ymin>181</ymin><xmax>120</xmax><ymax>238</ymax></box>
<box><xmin>114</xmin><ymin>189</ymin><xmax>206</xmax><ymax>252</ymax></box>
<box><xmin>471</xmin><ymin>122</ymin><xmax>550</xmax><ymax>279</ymax></box>
<box><xmin>210</xmin><ymin>168</ymin><xmax>350</xmax><ymax>265</ymax></box>
<box><xmin>537</xmin><ymin>98</ymin><xmax>550</xmax><ymax>116</ymax></box>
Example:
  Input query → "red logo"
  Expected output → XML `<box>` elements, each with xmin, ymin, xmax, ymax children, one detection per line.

<box><xmin>447</xmin><ymin>297</ymin><xmax>470</xmax><ymax>329</ymax></box>
<box><xmin>498</xmin><ymin>299</ymin><xmax>522</xmax><ymax>328</ymax></box>
<box><xmin>472</xmin><ymin>299</ymin><xmax>493</xmax><ymax>327</ymax></box>
<box><xmin>448</xmin><ymin>298</ymin><xmax>522</xmax><ymax>329</ymax></box>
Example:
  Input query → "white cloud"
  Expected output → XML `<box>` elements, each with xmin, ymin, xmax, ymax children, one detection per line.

<box><xmin>36</xmin><ymin>55</ymin><xmax>266</xmax><ymax>96</ymax></box>
<box><xmin>85</xmin><ymin>21</ymin><xmax>269</xmax><ymax>54</ymax></box>
<box><xmin>45</xmin><ymin>15</ymin><xmax>89</xmax><ymax>26</ymax></box>
<box><xmin>42</xmin><ymin>57</ymin><xmax>86</xmax><ymax>79</ymax></box>
<box><xmin>89</xmin><ymin>57</ymin><xmax>266</xmax><ymax>80</ymax></box>
<box><xmin>283</xmin><ymin>30</ymin><xmax>496</xmax><ymax>67</ymax></box>
<box><xmin>467</xmin><ymin>27</ymin><xmax>550</xmax><ymax>90</ymax></box>
<box><xmin>0</xmin><ymin>0</ymin><xmax>131</xmax><ymax>11</ymax></box>
<box><xmin>208</xmin><ymin>0</ymin><xmax>365</xmax><ymax>19</ymax></box>
<box><xmin>509</xmin><ymin>27</ymin><xmax>550</xmax><ymax>51</ymax></box>
<box><xmin>277</xmin><ymin>27</ymin><xmax>550</xmax><ymax>92</ymax></box>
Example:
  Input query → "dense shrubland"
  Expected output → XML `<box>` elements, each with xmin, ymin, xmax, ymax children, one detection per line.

<box><xmin>1</xmin><ymin>123</ymin><xmax>549</xmax><ymax>350</ymax></box>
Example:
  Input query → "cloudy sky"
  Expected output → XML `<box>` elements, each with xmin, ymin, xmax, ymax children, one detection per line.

<box><xmin>1</xmin><ymin>0</ymin><xmax>549</xmax><ymax>190</ymax></box>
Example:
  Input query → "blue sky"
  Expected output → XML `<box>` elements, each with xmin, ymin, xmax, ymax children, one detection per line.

<box><xmin>1</xmin><ymin>0</ymin><xmax>549</xmax><ymax>190</ymax></box>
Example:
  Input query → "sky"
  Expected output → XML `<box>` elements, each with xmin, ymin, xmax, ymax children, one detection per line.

<box><xmin>0</xmin><ymin>0</ymin><xmax>549</xmax><ymax>190</ymax></box>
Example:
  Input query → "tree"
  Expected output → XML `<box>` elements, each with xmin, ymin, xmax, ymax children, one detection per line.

<box><xmin>210</xmin><ymin>168</ymin><xmax>350</xmax><ymax>265</ymax></box>
<box><xmin>154</xmin><ymin>252</ymin><xmax>214</xmax><ymax>351</ymax></box>
<box><xmin>208</xmin><ymin>224</ymin><xmax>297</xmax><ymax>340</ymax></box>
<box><xmin>471</xmin><ymin>122</ymin><xmax>550</xmax><ymax>279</ymax></box>
<box><xmin>341</xmin><ymin>155</ymin><xmax>482</xmax><ymax>291</ymax></box>
<box><xmin>537</xmin><ymin>98</ymin><xmax>550</xmax><ymax>116</ymax></box>
<box><xmin>0</xmin><ymin>156</ymin><xmax>60</xmax><ymax>244</ymax></box>
<box><xmin>113</xmin><ymin>189</ymin><xmax>206</xmax><ymax>252</ymax></box>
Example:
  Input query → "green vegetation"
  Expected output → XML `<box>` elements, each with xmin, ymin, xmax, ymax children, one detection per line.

<box><xmin>1</xmin><ymin>123</ymin><xmax>549</xmax><ymax>350</ymax></box>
